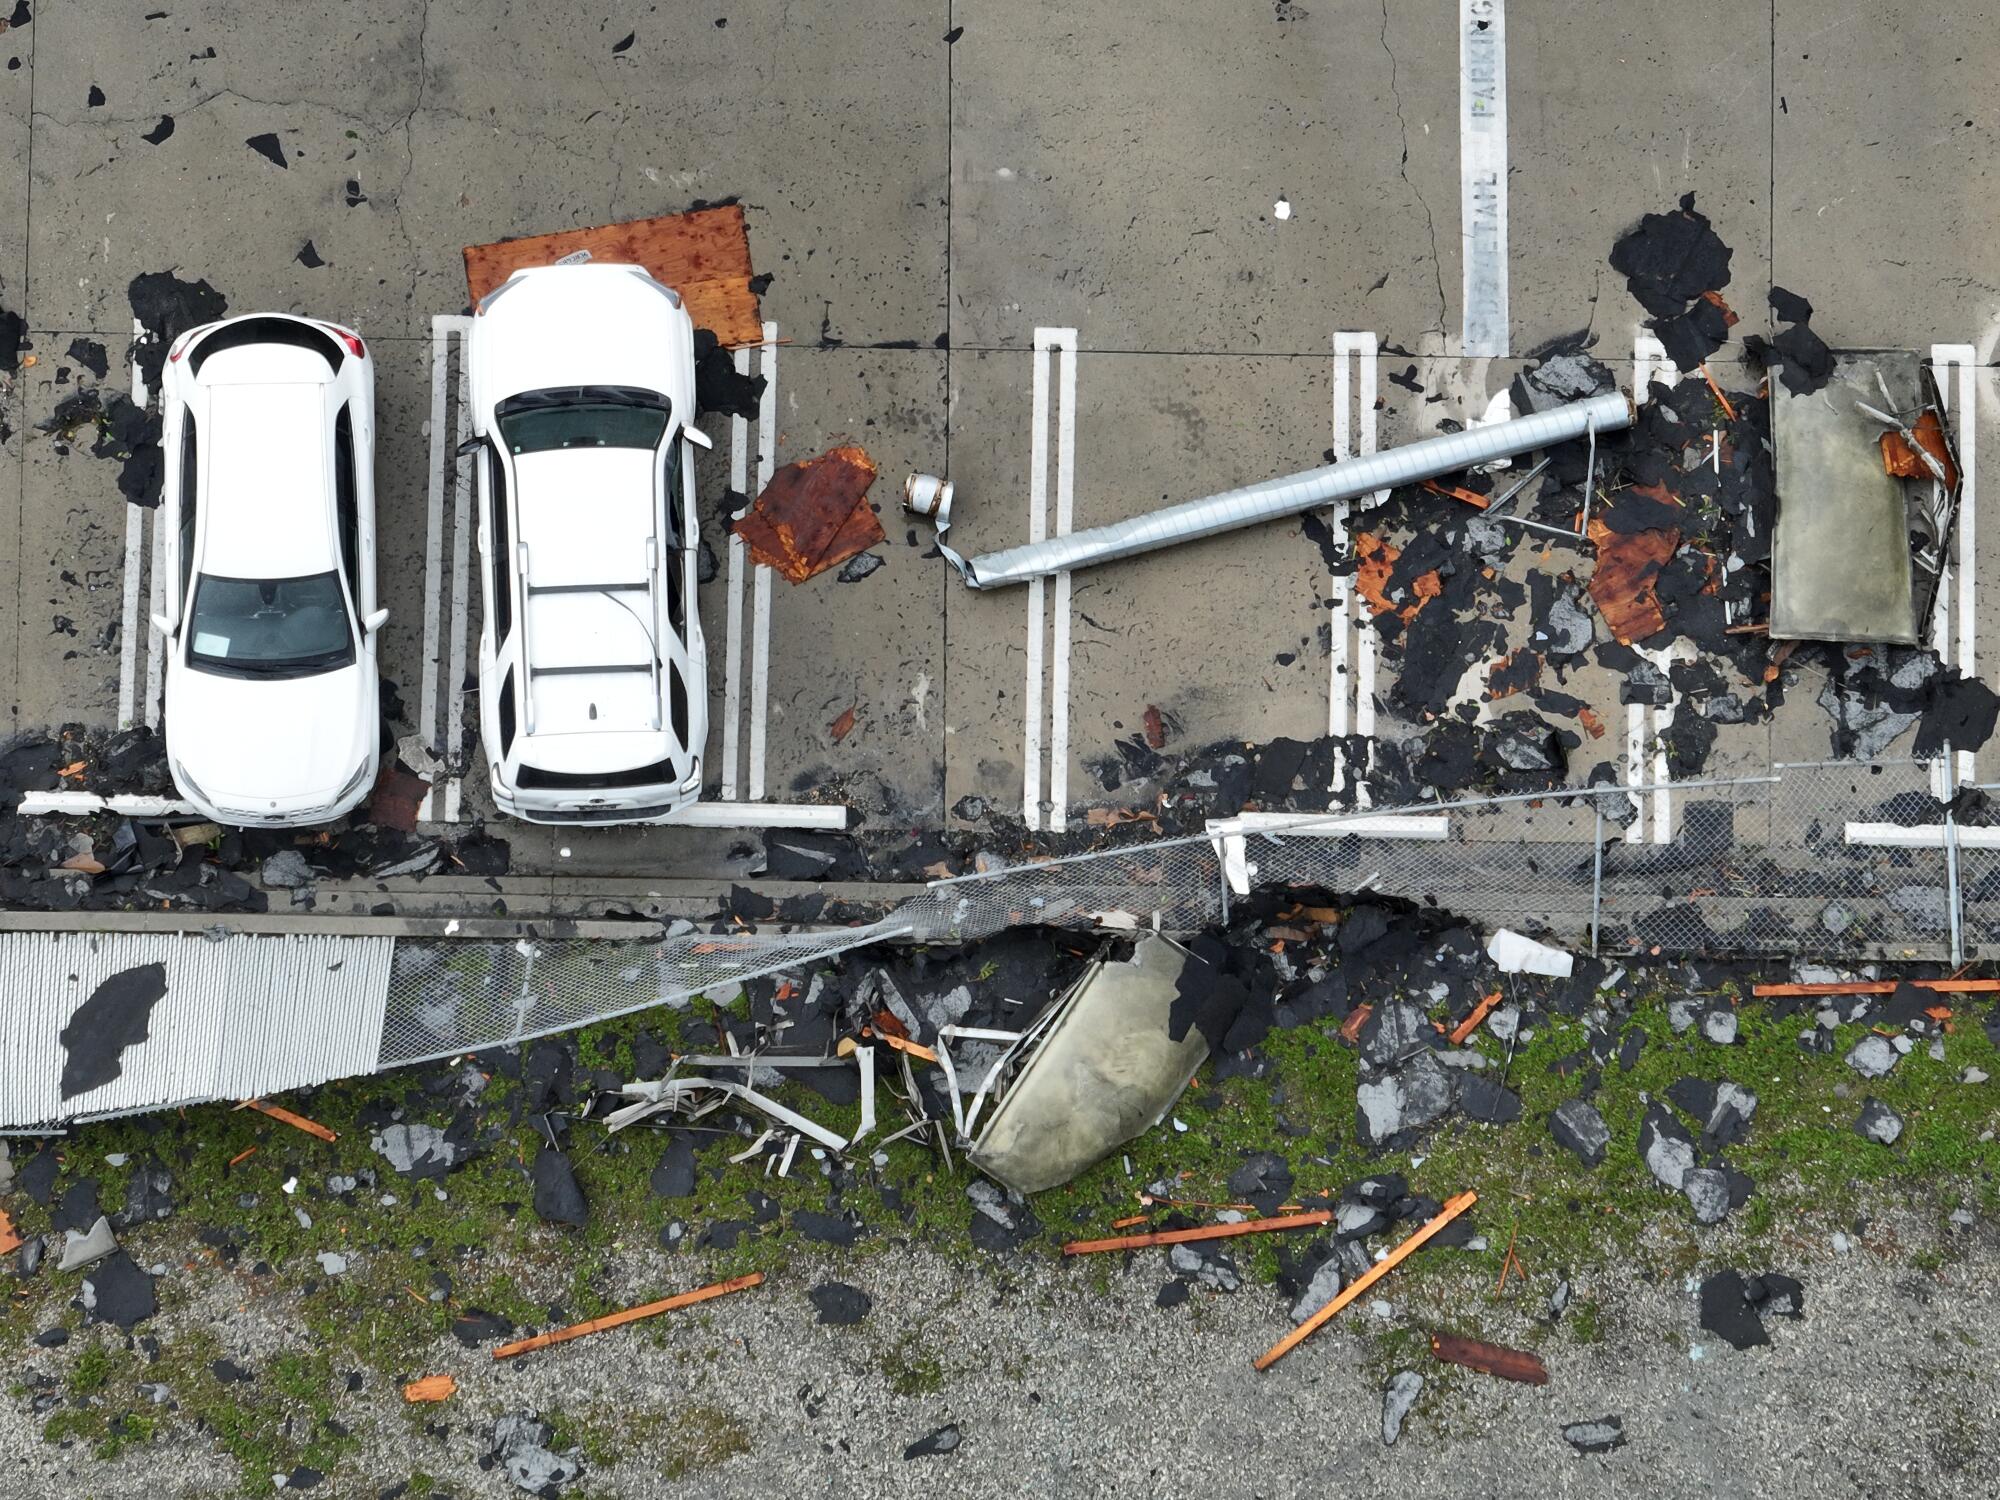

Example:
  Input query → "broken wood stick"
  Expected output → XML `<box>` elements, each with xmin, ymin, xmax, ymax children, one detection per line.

<box><xmin>492</xmin><ymin>1273</ymin><xmax>764</xmax><ymax>1360</ymax></box>
<box><xmin>1448</xmin><ymin>992</ymin><xmax>1502</xmax><ymax>1046</ymax></box>
<box><xmin>1063</xmin><ymin>1210</ymin><xmax>1332</xmax><ymax>1257</ymax></box>
<box><xmin>0</xmin><ymin>1207</ymin><xmax>20</xmax><ymax>1256</ymax></box>
<box><xmin>1255</xmin><ymin>1191</ymin><xmax>1477</xmax><ymax>1371</ymax></box>
<box><xmin>1751</xmin><ymin>979</ymin><xmax>2000</xmax><ymax>997</ymax></box>
<box><xmin>226</xmin><ymin>1146</ymin><xmax>259</xmax><ymax>1168</ymax></box>
<box><xmin>847</xmin><ymin>1029</ymin><xmax>939</xmax><ymax>1064</ymax></box>
<box><xmin>1428</xmin><ymin>1331</ymin><xmax>1549</xmax><ymax>1385</ymax></box>
<box><xmin>402</xmin><ymin>1374</ymin><xmax>457</xmax><ymax>1403</ymax></box>
<box><xmin>236</xmin><ymin>1098</ymin><xmax>338</xmax><ymax>1142</ymax></box>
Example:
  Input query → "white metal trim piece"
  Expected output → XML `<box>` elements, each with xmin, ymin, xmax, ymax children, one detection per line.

<box><xmin>1209</xmin><ymin>811</ymin><xmax>1451</xmax><ymax>840</ymax></box>
<box><xmin>1931</xmin><ymin>342</ymin><xmax>1978</xmax><ymax>788</ymax></box>
<box><xmin>19</xmin><ymin>791</ymin><xmax>197</xmax><ymax>817</ymax></box>
<box><xmin>1846</xmin><ymin>821</ymin><xmax>2000</xmax><ymax>851</ymax></box>
<box><xmin>144</xmin><ymin>517</ymin><xmax>167</xmax><ymax>731</ymax></box>
<box><xmin>649</xmin><ymin>801</ymin><xmax>847</xmax><ymax>830</ymax></box>
<box><xmin>1459</xmin><ymin>0</ymin><xmax>1510</xmax><ymax>359</ymax></box>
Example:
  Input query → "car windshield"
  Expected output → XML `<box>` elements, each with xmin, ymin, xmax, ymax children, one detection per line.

<box><xmin>188</xmin><ymin>571</ymin><xmax>354</xmax><ymax>677</ymax></box>
<box><xmin>499</xmin><ymin>398</ymin><xmax>670</xmax><ymax>455</ymax></box>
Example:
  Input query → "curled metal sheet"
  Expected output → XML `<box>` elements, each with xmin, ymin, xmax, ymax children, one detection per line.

<box><xmin>955</xmin><ymin>391</ymin><xmax>1635</xmax><ymax>589</ymax></box>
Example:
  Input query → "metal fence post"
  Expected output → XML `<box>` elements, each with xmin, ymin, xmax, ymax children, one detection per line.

<box><xmin>1590</xmin><ymin>805</ymin><xmax>1604</xmax><ymax>958</ymax></box>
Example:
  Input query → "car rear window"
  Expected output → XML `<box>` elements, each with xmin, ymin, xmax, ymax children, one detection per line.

<box><xmin>499</xmin><ymin>403</ymin><xmax>668</xmax><ymax>454</ymax></box>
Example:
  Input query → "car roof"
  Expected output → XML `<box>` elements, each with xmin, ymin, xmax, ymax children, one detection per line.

<box><xmin>195</xmin><ymin>382</ymin><xmax>339</xmax><ymax>579</ymax></box>
<box><xmin>508</xmin><ymin>447</ymin><xmax>678</xmax><ymax>748</ymax></box>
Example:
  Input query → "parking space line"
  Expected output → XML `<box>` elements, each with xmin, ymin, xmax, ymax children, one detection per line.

<box><xmin>747</xmin><ymin>322</ymin><xmax>778</xmax><ymax>803</ymax></box>
<box><xmin>1022</xmin><ymin>334</ymin><xmax>1052</xmax><ymax>829</ymax></box>
<box><xmin>1047</xmin><ymin>330</ymin><xmax>1078</xmax><ymax>832</ymax></box>
<box><xmin>720</xmin><ymin>349</ymin><xmax>751</xmax><ymax>800</ymax></box>
<box><xmin>444</xmin><ymin>328</ymin><xmax>475</xmax><ymax>822</ymax></box>
<box><xmin>1459</xmin><ymin>0</ymin><xmax>1509</xmax><ymax>359</ymax></box>
<box><xmin>417</xmin><ymin>317</ymin><xmax>452</xmax><ymax>821</ymax></box>
<box><xmin>1628</xmin><ymin>330</ymin><xmax>1680</xmax><ymax>843</ymax></box>
<box><xmin>116</xmin><ymin>321</ymin><xmax>148</xmax><ymax>732</ymax></box>
<box><xmin>1931</xmin><ymin>343</ymin><xmax>1978</xmax><ymax>788</ymax></box>
<box><xmin>144</xmin><ymin>519</ymin><xmax>164</xmax><ymax>731</ymax></box>
<box><xmin>1329</xmin><ymin>331</ymin><xmax>1381</xmax><ymax>806</ymax></box>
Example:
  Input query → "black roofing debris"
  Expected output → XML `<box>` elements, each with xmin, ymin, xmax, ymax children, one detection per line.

<box><xmin>693</xmin><ymin>327</ymin><xmax>766</xmax><ymax>419</ymax></box>
<box><xmin>244</xmin><ymin>131</ymin><xmax>288</xmax><ymax>168</ymax></box>
<box><xmin>140</xmin><ymin>114</ymin><xmax>175</xmax><ymax>145</ymax></box>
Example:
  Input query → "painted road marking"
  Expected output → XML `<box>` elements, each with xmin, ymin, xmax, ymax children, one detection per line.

<box><xmin>720</xmin><ymin>348</ymin><xmax>751</xmax><ymax>800</ymax></box>
<box><xmin>1024</xmin><ymin>328</ymin><xmax>1078</xmax><ymax>831</ymax></box>
<box><xmin>417</xmin><ymin>316</ymin><xmax>456</xmax><ymax>821</ymax></box>
<box><xmin>443</xmin><ymin>327</ymin><xmax>476</xmax><ymax>823</ymax></box>
<box><xmin>748</xmin><ymin>322</ymin><xmax>778</xmax><ymax>803</ymax></box>
<box><xmin>1329</xmin><ymin>331</ymin><xmax>1381</xmax><ymax>806</ymax></box>
<box><xmin>1459</xmin><ymin>0</ymin><xmax>1509</xmax><ymax>358</ymax></box>
<box><xmin>1047</xmin><ymin>331</ymin><xmax>1078</xmax><ymax>832</ymax></box>
<box><xmin>116</xmin><ymin>321</ymin><xmax>148</xmax><ymax>732</ymax></box>
<box><xmin>1628</xmin><ymin>330</ymin><xmax>1680</xmax><ymax>844</ymax></box>
<box><xmin>1931</xmin><ymin>343</ymin><xmax>1978</xmax><ymax>790</ymax></box>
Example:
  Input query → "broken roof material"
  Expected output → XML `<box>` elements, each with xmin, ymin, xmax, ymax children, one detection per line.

<box><xmin>462</xmin><ymin>205</ymin><xmax>764</xmax><ymax>347</ymax></box>
<box><xmin>733</xmin><ymin>446</ymin><xmax>887</xmax><ymax>584</ymax></box>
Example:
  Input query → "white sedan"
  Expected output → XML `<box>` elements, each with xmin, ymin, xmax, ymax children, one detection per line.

<box><xmin>154</xmin><ymin>314</ymin><xmax>386</xmax><ymax>826</ymax></box>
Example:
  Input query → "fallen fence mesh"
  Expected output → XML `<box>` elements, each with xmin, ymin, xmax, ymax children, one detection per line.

<box><xmin>375</xmin><ymin>759</ymin><xmax>1982</xmax><ymax>1077</ymax></box>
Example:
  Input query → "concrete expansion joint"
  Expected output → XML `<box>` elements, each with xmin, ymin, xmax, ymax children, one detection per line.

<box><xmin>1378</xmin><ymin>0</ymin><xmax>1448</xmax><ymax>340</ymax></box>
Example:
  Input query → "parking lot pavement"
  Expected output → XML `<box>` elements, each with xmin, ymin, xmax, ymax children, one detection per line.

<box><xmin>5</xmin><ymin>1</ymin><xmax>2000</xmax><ymax>884</ymax></box>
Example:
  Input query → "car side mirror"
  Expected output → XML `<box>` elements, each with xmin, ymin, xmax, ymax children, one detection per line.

<box><xmin>362</xmin><ymin>607</ymin><xmax>389</xmax><ymax>634</ymax></box>
<box><xmin>681</xmin><ymin>425</ymin><xmax>714</xmax><ymax>452</ymax></box>
<box><xmin>149</xmin><ymin>612</ymin><xmax>174</xmax><ymax>641</ymax></box>
<box><xmin>455</xmin><ymin>436</ymin><xmax>484</xmax><ymax>459</ymax></box>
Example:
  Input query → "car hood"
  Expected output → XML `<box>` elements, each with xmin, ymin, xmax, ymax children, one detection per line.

<box><xmin>166</xmin><ymin>661</ymin><xmax>373</xmax><ymax>805</ymax></box>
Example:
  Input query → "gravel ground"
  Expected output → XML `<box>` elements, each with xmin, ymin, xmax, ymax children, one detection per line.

<box><xmin>9</xmin><ymin>1206</ymin><xmax>2000</xmax><ymax>1500</ymax></box>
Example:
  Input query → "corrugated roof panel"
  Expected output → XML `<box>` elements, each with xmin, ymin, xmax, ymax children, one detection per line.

<box><xmin>0</xmin><ymin>932</ymin><xmax>392</xmax><ymax>1129</ymax></box>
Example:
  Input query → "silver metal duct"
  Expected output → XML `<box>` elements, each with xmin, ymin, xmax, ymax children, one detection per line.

<box><xmin>958</xmin><ymin>390</ymin><xmax>1634</xmax><ymax>589</ymax></box>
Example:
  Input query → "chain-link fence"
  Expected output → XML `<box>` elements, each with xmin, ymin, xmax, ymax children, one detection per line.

<box><xmin>373</xmin><ymin>759</ymin><xmax>1985</xmax><ymax>1075</ymax></box>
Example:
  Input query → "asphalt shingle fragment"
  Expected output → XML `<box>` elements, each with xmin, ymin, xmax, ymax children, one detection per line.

<box><xmin>1854</xmin><ymin>1097</ymin><xmax>1903</xmax><ymax>1146</ymax></box>
<box><xmin>1698</xmin><ymin>1269</ymin><xmax>1770</xmax><ymax>1350</ymax></box>
<box><xmin>1562</xmin><ymin>1416</ymin><xmax>1626</xmax><ymax>1454</ymax></box>
<box><xmin>1382</xmin><ymin>1370</ymin><xmax>1423</xmax><ymax>1446</ymax></box>
<box><xmin>808</xmin><ymin>1281</ymin><xmax>871</xmax><ymax>1326</ymax></box>
<box><xmin>904</xmin><ymin>1424</ymin><xmax>962</xmax><ymax>1459</ymax></box>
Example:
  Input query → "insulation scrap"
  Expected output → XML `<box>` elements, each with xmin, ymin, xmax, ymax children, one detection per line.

<box><xmin>462</xmin><ymin>205</ymin><xmax>764</xmax><ymax>347</ymax></box>
<box><xmin>734</xmin><ymin>446</ymin><xmax>886</xmax><ymax>584</ymax></box>
<box><xmin>1881</xmin><ymin>408</ymin><xmax>1959</xmax><ymax>491</ymax></box>
<box><xmin>1428</xmin><ymin>1331</ymin><xmax>1550</xmax><ymax>1385</ymax></box>
<box><xmin>1586</xmin><ymin>518</ymin><xmax>1680</xmax><ymax>645</ymax></box>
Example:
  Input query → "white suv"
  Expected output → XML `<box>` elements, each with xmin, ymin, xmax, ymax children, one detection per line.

<box><xmin>155</xmin><ymin>314</ymin><xmax>385</xmax><ymax>827</ymax></box>
<box><xmin>465</xmin><ymin>264</ymin><xmax>710</xmax><ymax>824</ymax></box>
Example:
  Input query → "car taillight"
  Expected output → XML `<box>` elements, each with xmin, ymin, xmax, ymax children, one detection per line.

<box><xmin>167</xmin><ymin>334</ymin><xmax>191</xmax><ymax>363</ymax></box>
<box><xmin>317</xmin><ymin>322</ymin><xmax>366</xmax><ymax>359</ymax></box>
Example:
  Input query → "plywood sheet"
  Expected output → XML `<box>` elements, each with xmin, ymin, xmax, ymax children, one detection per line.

<box><xmin>463</xmin><ymin>206</ymin><xmax>762</xmax><ymax>346</ymax></box>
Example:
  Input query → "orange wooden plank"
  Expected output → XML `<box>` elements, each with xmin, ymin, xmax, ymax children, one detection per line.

<box><xmin>1255</xmin><ymin>1191</ymin><xmax>1477</xmax><ymax>1371</ymax></box>
<box><xmin>462</xmin><ymin>206</ymin><xmax>763</xmax><ymax>346</ymax></box>
<box><xmin>403</xmin><ymin>1374</ymin><xmax>457</xmax><ymax>1403</ymax></box>
<box><xmin>1448</xmin><ymin>991</ymin><xmax>1501</xmax><ymax>1046</ymax></box>
<box><xmin>493</xmin><ymin>1273</ymin><xmax>764</xmax><ymax>1360</ymax></box>
<box><xmin>1751</xmin><ymin>979</ymin><xmax>2000</xmax><ymax>997</ymax></box>
<box><xmin>1062</xmin><ymin>1211</ymin><xmax>1332</xmax><ymax>1257</ymax></box>
<box><xmin>237</xmin><ymin>1098</ymin><xmax>337</xmax><ymax>1142</ymax></box>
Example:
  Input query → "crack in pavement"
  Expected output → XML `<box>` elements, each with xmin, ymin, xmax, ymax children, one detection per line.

<box><xmin>1379</xmin><ymin>0</ymin><xmax>1448</xmax><ymax>342</ymax></box>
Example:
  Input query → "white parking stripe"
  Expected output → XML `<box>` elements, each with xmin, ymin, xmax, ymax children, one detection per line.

<box><xmin>1047</xmin><ymin>331</ymin><xmax>1078</xmax><ymax>833</ymax></box>
<box><xmin>417</xmin><ymin>317</ymin><xmax>452</xmax><ymax>821</ymax></box>
<box><xmin>1022</xmin><ymin>337</ymin><xmax>1053</xmax><ymax>830</ymax></box>
<box><xmin>747</xmin><ymin>323</ymin><xmax>778</xmax><ymax>803</ymax></box>
<box><xmin>720</xmin><ymin>349</ymin><xmax>751</xmax><ymax>801</ymax></box>
<box><xmin>444</xmin><ymin>332</ymin><xmax>475</xmax><ymax>823</ymax></box>
<box><xmin>1459</xmin><ymin>0</ymin><xmax>1510</xmax><ymax>359</ymax></box>
<box><xmin>1626</xmin><ymin>329</ymin><xmax>1680</xmax><ymax>843</ymax></box>
<box><xmin>1329</xmin><ymin>331</ymin><xmax>1381</xmax><ymax>805</ymax></box>
<box><xmin>144</xmin><ymin>512</ymin><xmax>165</xmax><ymax>731</ymax></box>
<box><xmin>116</xmin><ymin>323</ymin><xmax>148</xmax><ymax>732</ymax></box>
